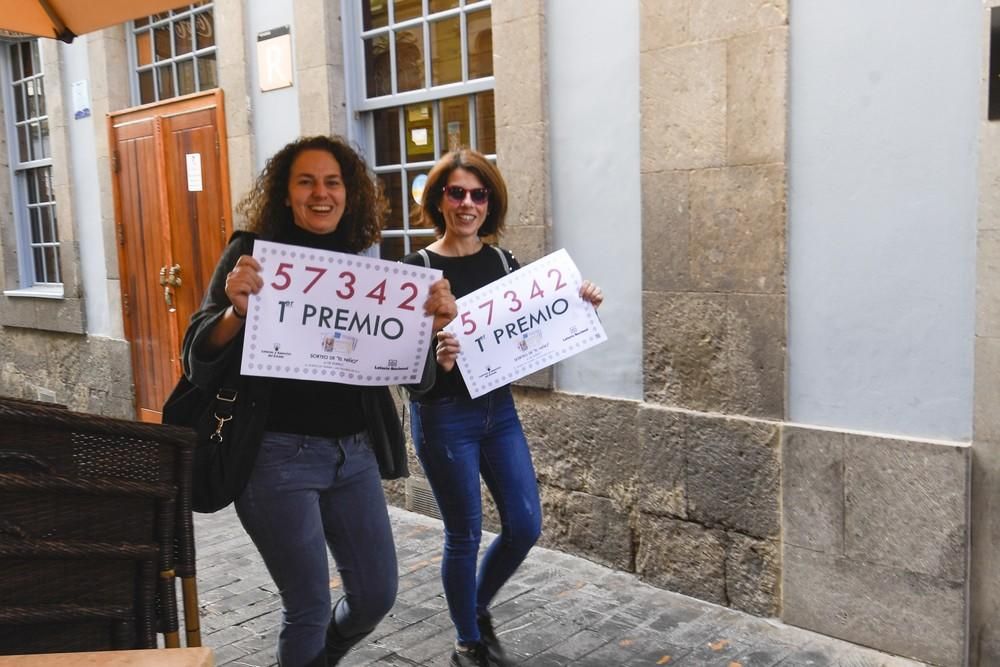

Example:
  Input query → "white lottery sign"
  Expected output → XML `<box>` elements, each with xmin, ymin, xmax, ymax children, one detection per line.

<box><xmin>445</xmin><ymin>249</ymin><xmax>607</xmax><ymax>398</ymax></box>
<box><xmin>240</xmin><ymin>240</ymin><xmax>442</xmax><ymax>385</ymax></box>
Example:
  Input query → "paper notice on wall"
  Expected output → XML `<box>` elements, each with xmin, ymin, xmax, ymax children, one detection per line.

<box><xmin>186</xmin><ymin>153</ymin><xmax>203</xmax><ymax>192</ymax></box>
<box><xmin>71</xmin><ymin>80</ymin><xmax>91</xmax><ymax>120</ymax></box>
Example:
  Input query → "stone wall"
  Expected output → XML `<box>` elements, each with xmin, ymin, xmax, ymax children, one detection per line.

<box><xmin>0</xmin><ymin>328</ymin><xmax>133</xmax><ymax>418</ymax></box>
<box><xmin>783</xmin><ymin>426</ymin><xmax>969</xmax><ymax>666</ymax></box>
<box><xmin>973</xmin><ymin>1</ymin><xmax>1000</xmax><ymax>663</ymax></box>
<box><xmin>634</xmin><ymin>0</ymin><xmax>788</xmax><ymax>617</ymax></box>
<box><xmin>517</xmin><ymin>390</ymin><xmax>781</xmax><ymax>617</ymax></box>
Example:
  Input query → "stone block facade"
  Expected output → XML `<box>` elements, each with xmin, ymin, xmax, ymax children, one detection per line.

<box><xmin>782</xmin><ymin>426</ymin><xmax>969</xmax><ymax>666</ymax></box>
<box><xmin>515</xmin><ymin>391</ymin><xmax>782</xmax><ymax>618</ymax></box>
<box><xmin>0</xmin><ymin>328</ymin><xmax>133</xmax><ymax>417</ymax></box>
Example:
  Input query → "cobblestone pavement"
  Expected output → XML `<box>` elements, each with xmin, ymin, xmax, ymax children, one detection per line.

<box><xmin>194</xmin><ymin>506</ymin><xmax>929</xmax><ymax>667</ymax></box>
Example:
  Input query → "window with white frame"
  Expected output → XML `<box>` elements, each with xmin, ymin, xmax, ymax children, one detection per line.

<box><xmin>3</xmin><ymin>39</ymin><xmax>60</xmax><ymax>289</ymax></box>
<box><xmin>130</xmin><ymin>2</ymin><xmax>217</xmax><ymax>105</ymax></box>
<box><xmin>353</xmin><ymin>0</ymin><xmax>495</xmax><ymax>260</ymax></box>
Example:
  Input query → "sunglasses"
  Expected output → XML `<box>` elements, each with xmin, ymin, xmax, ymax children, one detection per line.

<box><xmin>442</xmin><ymin>185</ymin><xmax>490</xmax><ymax>205</ymax></box>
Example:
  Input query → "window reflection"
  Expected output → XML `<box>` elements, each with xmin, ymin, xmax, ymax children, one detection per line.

<box><xmin>136</xmin><ymin>31</ymin><xmax>152</xmax><ymax>66</ymax></box>
<box><xmin>429</xmin><ymin>0</ymin><xmax>459</xmax><ymax>13</ymax></box>
<box><xmin>363</xmin><ymin>0</ymin><xmax>389</xmax><ymax>31</ymax></box>
<box><xmin>373</xmin><ymin>108</ymin><xmax>401</xmax><ymax>165</ymax></box>
<box><xmin>430</xmin><ymin>17</ymin><xmax>461</xmax><ymax>86</ymax></box>
<box><xmin>395</xmin><ymin>28</ymin><xmax>424</xmax><ymax>92</ymax></box>
<box><xmin>198</xmin><ymin>54</ymin><xmax>217</xmax><ymax>88</ymax></box>
<box><xmin>475</xmin><ymin>91</ymin><xmax>496</xmax><ymax>155</ymax></box>
<box><xmin>440</xmin><ymin>97</ymin><xmax>469</xmax><ymax>152</ymax></box>
<box><xmin>20</xmin><ymin>42</ymin><xmax>33</xmax><ymax>78</ymax></box>
<box><xmin>154</xmin><ymin>25</ymin><xmax>172</xmax><ymax>61</ymax></box>
<box><xmin>467</xmin><ymin>9</ymin><xmax>492</xmax><ymax>79</ymax></box>
<box><xmin>195</xmin><ymin>10</ymin><xmax>213</xmax><ymax>50</ymax></box>
<box><xmin>393</xmin><ymin>0</ymin><xmax>422</xmax><ymax>22</ymax></box>
<box><xmin>177</xmin><ymin>59</ymin><xmax>196</xmax><ymax>95</ymax></box>
<box><xmin>380</xmin><ymin>172</ymin><xmax>403</xmax><ymax>230</ymax></box>
<box><xmin>157</xmin><ymin>65</ymin><xmax>174</xmax><ymax>99</ymax></box>
<box><xmin>175</xmin><ymin>17</ymin><xmax>193</xmax><ymax>55</ymax></box>
<box><xmin>139</xmin><ymin>70</ymin><xmax>155</xmax><ymax>104</ymax></box>
<box><xmin>14</xmin><ymin>84</ymin><xmax>25</xmax><ymax>122</ymax></box>
<box><xmin>405</xmin><ymin>103</ymin><xmax>434</xmax><ymax>161</ymax></box>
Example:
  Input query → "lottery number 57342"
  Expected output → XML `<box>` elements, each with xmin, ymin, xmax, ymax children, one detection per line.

<box><xmin>459</xmin><ymin>268</ymin><xmax>567</xmax><ymax>335</ymax></box>
<box><xmin>269</xmin><ymin>262</ymin><xmax>419</xmax><ymax>311</ymax></box>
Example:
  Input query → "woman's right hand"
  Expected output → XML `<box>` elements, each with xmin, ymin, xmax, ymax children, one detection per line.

<box><xmin>225</xmin><ymin>255</ymin><xmax>264</xmax><ymax>318</ymax></box>
<box><xmin>435</xmin><ymin>330</ymin><xmax>461</xmax><ymax>372</ymax></box>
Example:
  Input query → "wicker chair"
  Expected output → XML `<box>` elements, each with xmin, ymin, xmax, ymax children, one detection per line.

<box><xmin>0</xmin><ymin>398</ymin><xmax>198</xmax><ymax>654</ymax></box>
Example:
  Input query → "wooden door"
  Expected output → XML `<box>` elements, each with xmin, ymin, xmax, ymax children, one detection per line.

<box><xmin>110</xmin><ymin>91</ymin><xmax>233</xmax><ymax>423</ymax></box>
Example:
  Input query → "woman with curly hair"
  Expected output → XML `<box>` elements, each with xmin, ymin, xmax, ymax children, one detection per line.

<box><xmin>181</xmin><ymin>135</ymin><xmax>456</xmax><ymax>667</ymax></box>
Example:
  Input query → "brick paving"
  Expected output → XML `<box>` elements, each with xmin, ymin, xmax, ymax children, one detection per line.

<box><xmin>193</xmin><ymin>506</ymin><xmax>929</xmax><ymax>667</ymax></box>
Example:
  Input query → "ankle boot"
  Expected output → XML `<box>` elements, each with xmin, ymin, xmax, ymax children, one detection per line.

<box><xmin>477</xmin><ymin>612</ymin><xmax>510</xmax><ymax>663</ymax></box>
<box><xmin>325</xmin><ymin>620</ymin><xmax>370</xmax><ymax>666</ymax></box>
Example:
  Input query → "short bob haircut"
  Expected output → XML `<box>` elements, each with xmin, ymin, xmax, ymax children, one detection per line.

<box><xmin>238</xmin><ymin>135</ymin><xmax>387</xmax><ymax>253</ymax></box>
<box><xmin>420</xmin><ymin>149</ymin><xmax>508</xmax><ymax>238</ymax></box>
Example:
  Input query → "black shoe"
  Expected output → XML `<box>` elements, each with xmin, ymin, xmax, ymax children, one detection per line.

<box><xmin>450</xmin><ymin>642</ymin><xmax>490</xmax><ymax>667</ymax></box>
<box><xmin>450</xmin><ymin>640</ymin><xmax>516</xmax><ymax>667</ymax></box>
<box><xmin>477</xmin><ymin>612</ymin><xmax>510</xmax><ymax>663</ymax></box>
<box><xmin>325</xmin><ymin>617</ymin><xmax>370</xmax><ymax>666</ymax></box>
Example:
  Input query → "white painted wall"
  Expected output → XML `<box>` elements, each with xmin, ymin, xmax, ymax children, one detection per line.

<box><xmin>546</xmin><ymin>0</ymin><xmax>642</xmax><ymax>400</ymax></box>
<box><xmin>788</xmin><ymin>2</ymin><xmax>980</xmax><ymax>440</ymax></box>
<box><xmin>61</xmin><ymin>38</ymin><xmax>113</xmax><ymax>337</ymax></box>
<box><xmin>246</xmin><ymin>0</ymin><xmax>301</xmax><ymax>175</ymax></box>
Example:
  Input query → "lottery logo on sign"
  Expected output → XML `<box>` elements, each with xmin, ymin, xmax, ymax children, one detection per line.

<box><xmin>240</xmin><ymin>240</ymin><xmax>442</xmax><ymax>386</ymax></box>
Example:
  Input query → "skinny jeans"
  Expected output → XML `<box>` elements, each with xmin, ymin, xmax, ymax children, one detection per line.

<box><xmin>411</xmin><ymin>387</ymin><xmax>542</xmax><ymax>645</ymax></box>
<box><xmin>235</xmin><ymin>430</ymin><xmax>397</xmax><ymax>667</ymax></box>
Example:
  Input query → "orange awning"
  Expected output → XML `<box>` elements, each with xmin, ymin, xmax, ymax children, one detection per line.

<box><xmin>0</xmin><ymin>0</ymin><xmax>196</xmax><ymax>43</ymax></box>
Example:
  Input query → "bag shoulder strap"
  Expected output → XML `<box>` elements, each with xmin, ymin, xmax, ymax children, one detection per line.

<box><xmin>492</xmin><ymin>245</ymin><xmax>511</xmax><ymax>274</ymax></box>
<box><xmin>417</xmin><ymin>249</ymin><xmax>431</xmax><ymax>267</ymax></box>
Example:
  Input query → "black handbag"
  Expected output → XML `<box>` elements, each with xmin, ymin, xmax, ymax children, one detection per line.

<box><xmin>161</xmin><ymin>366</ymin><xmax>262</xmax><ymax>513</ymax></box>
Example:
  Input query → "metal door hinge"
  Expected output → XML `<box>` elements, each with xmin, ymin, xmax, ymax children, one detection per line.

<box><xmin>112</xmin><ymin>150</ymin><xmax>120</xmax><ymax>173</ymax></box>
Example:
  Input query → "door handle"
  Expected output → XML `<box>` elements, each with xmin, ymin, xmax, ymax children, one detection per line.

<box><xmin>158</xmin><ymin>264</ymin><xmax>182</xmax><ymax>313</ymax></box>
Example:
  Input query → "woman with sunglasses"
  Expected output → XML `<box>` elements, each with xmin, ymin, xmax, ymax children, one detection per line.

<box><xmin>402</xmin><ymin>149</ymin><xmax>603</xmax><ymax>667</ymax></box>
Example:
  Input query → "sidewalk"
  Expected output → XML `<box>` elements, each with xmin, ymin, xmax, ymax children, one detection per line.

<box><xmin>194</xmin><ymin>506</ymin><xmax>929</xmax><ymax>667</ymax></box>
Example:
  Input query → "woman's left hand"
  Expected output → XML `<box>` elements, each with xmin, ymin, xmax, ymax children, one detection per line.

<box><xmin>424</xmin><ymin>278</ymin><xmax>458</xmax><ymax>332</ymax></box>
<box><xmin>580</xmin><ymin>280</ymin><xmax>604</xmax><ymax>309</ymax></box>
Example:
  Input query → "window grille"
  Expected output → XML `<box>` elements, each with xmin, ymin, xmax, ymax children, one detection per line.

<box><xmin>352</xmin><ymin>0</ymin><xmax>495</xmax><ymax>259</ymax></box>
<box><xmin>3</xmin><ymin>39</ymin><xmax>60</xmax><ymax>287</ymax></box>
<box><xmin>130</xmin><ymin>2</ymin><xmax>217</xmax><ymax>105</ymax></box>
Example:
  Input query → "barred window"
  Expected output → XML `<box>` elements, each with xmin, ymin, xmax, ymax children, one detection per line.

<box><xmin>353</xmin><ymin>0</ymin><xmax>495</xmax><ymax>260</ymax></box>
<box><xmin>3</xmin><ymin>39</ymin><xmax>59</xmax><ymax>287</ymax></box>
<box><xmin>130</xmin><ymin>2</ymin><xmax>217</xmax><ymax>105</ymax></box>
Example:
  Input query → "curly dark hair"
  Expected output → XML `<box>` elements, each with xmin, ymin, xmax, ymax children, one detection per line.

<box><xmin>420</xmin><ymin>149</ymin><xmax>508</xmax><ymax>238</ymax></box>
<box><xmin>237</xmin><ymin>135</ymin><xmax>387</xmax><ymax>252</ymax></box>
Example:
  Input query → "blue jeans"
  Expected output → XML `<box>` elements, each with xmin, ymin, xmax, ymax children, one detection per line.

<box><xmin>235</xmin><ymin>431</ymin><xmax>397</xmax><ymax>667</ymax></box>
<box><xmin>411</xmin><ymin>387</ymin><xmax>542</xmax><ymax>645</ymax></box>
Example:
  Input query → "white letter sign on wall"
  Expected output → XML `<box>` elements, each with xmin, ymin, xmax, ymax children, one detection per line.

<box><xmin>240</xmin><ymin>240</ymin><xmax>442</xmax><ymax>385</ymax></box>
<box><xmin>445</xmin><ymin>249</ymin><xmax>607</xmax><ymax>398</ymax></box>
<box><xmin>257</xmin><ymin>26</ymin><xmax>293</xmax><ymax>92</ymax></box>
